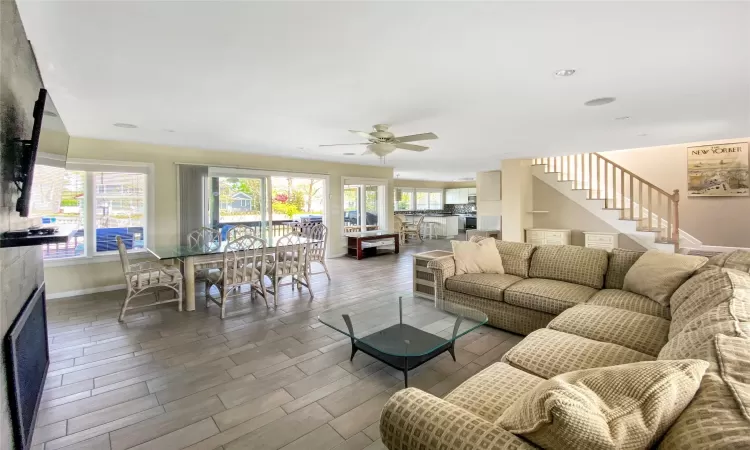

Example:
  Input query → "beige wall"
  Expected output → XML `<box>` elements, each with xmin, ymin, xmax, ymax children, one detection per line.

<box><xmin>500</xmin><ymin>161</ymin><xmax>532</xmax><ymax>242</ymax></box>
<box><xmin>532</xmin><ymin>178</ymin><xmax>646</xmax><ymax>250</ymax></box>
<box><xmin>602</xmin><ymin>137</ymin><xmax>750</xmax><ymax>247</ymax></box>
<box><xmin>45</xmin><ymin>137</ymin><xmax>393</xmax><ymax>295</ymax></box>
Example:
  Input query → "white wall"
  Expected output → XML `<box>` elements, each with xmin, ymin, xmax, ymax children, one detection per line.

<box><xmin>476</xmin><ymin>170</ymin><xmax>502</xmax><ymax>230</ymax></box>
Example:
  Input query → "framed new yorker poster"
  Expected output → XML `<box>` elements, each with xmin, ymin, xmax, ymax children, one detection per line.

<box><xmin>687</xmin><ymin>142</ymin><xmax>749</xmax><ymax>197</ymax></box>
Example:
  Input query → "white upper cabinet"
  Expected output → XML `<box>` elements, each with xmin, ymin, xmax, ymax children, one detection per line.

<box><xmin>445</xmin><ymin>188</ymin><xmax>473</xmax><ymax>204</ymax></box>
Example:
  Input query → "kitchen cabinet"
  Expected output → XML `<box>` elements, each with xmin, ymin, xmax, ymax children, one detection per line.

<box><xmin>468</xmin><ymin>188</ymin><xmax>477</xmax><ymax>195</ymax></box>
<box><xmin>445</xmin><ymin>188</ymin><xmax>471</xmax><ymax>204</ymax></box>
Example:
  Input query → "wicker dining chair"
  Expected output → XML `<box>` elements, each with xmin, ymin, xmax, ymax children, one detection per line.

<box><xmin>186</xmin><ymin>227</ymin><xmax>221</xmax><ymax>283</ymax></box>
<box><xmin>403</xmin><ymin>215</ymin><xmax>425</xmax><ymax>242</ymax></box>
<box><xmin>205</xmin><ymin>235</ymin><xmax>268</xmax><ymax>319</ymax></box>
<box><xmin>266</xmin><ymin>232</ymin><xmax>313</xmax><ymax>305</ymax></box>
<box><xmin>116</xmin><ymin>236</ymin><xmax>183</xmax><ymax>322</ymax></box>
<box><xmin>226</xmin><ymin>224</ymin><xmax>256</xmax><ymax>242</ymax></box>
<box><xmin>305</xmin><ymin>223</ymin><xmax>330</xmax><ymax>281</ymax></box>
<box><xmin>393</xmin><ymin>215</ymin><xmax>406</xmax><ymax>245</ymax></box>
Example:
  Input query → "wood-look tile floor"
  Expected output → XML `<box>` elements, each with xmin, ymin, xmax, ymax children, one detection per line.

<box><xmin>37</xmin><ymin>237</ymin><xmax>523</xmax><ymax>450</ymax></box>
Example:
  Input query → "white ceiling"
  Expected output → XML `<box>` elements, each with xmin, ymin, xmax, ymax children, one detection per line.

<box><xmin>18</xmin><ymin>1</ymin><xmax>750</xmax><ymax>181</ymax></box>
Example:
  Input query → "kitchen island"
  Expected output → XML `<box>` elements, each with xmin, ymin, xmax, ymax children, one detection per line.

<box><xmin>399</xmin><ymin>213</ymin><xmax>459</xmax><ymax>238</ymax></box>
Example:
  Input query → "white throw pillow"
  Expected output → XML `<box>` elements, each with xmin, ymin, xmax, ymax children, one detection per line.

<box><xmin>451</xmin><ymin>238</ymin><xmax>505</xmax><ymax>275</ymax></box>
<box><xmin>622</xmin><ymin>249</ymin><xmax>707</xmax><ymax>306</ymax></box>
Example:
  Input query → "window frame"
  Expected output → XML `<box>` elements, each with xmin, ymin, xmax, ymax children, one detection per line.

<box><xmin>43</xmin><ymin>159</ymin><xmax>155</xmax><ymax>267</ymax></box>
<box><xmin>394</xmin><ymin>188</ymin><xmax>443</xmax><ymax>211</ymax></box>
<box><xmin>342</xmin><ymin>177</ymin><xmax>389</xmax><ymax>234</ymax></box>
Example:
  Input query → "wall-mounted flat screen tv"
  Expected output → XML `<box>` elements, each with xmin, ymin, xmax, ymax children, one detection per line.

<box><xmin>15</xmin><ymin>88</ymin><xmax>69</xmax><ymax>217</ymax></box>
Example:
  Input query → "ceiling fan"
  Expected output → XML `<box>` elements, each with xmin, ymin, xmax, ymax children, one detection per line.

<box><xmin>320</xmin><ymin>124</ymin><xmax>438</xmax><ymax>158</ymax></box>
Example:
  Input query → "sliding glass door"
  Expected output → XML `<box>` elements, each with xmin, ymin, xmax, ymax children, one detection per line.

<box><xmin>207</xmin><ymin>168</ymin><xmax>328</xmax><ymax>240</ymax></box>
<box><xmin>209</xmin><ymin>175</ymin><xmax>269</xmax><ymax>238</ymax></box>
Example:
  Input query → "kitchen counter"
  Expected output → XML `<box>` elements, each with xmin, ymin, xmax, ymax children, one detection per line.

<box><xmin>400</xmin><ymin>215</ymin><xmax>459</xmax><ymax>238</ymax></box>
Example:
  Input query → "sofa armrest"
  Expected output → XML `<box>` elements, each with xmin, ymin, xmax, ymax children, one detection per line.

<box><xmin>427</xmin><ymin>256</ymin><xmax>456</xmax><ymax>307</ymax></box>
<box><xmin>380</xmin><ymin>388</ymin><xmax>535</xmax><ymax>450</ymax></box>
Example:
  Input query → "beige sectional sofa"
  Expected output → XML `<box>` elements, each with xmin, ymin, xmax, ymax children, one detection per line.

<box><xmin>379</xmin><ymin>242</ymin><xmax>750</xmax><ymax>449</ymax></box>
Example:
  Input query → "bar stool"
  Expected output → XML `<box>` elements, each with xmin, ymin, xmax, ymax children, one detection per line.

<box><xmin>422</xmin><ymin>222</ymin><xmax>438</xmax><ymax>240</ymax></box>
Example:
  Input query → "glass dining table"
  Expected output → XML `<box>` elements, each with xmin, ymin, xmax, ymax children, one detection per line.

<box><xmin>148</xmin><ymin>235</ymin><xmax>321</xmax><ymax>311</ymax></box>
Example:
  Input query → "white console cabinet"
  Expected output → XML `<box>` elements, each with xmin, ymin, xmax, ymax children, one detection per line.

<box><xmin>584</xmin><ymin>232</ymin><xmax>620</xmax><ymax>252</ymax></box>
<box><xmin>525</xmin><ymin>228</ymin><xmax>571</xmax><ymax>246</ymax></box>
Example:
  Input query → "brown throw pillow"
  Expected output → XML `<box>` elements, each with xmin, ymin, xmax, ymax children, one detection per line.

<box><xmin>451</xmin><ymin>238</ymin><xmax>505</xmax><ymax>275</ymax></box>
<box><xmin>622</xmin><ymin>249</ymin><xmax>707</xmax><ymax>306</ymax></box>
<box><xmin>497</xmin><ymin>359</ymin><xmax>709</xmax><ymax>450</ymax></box>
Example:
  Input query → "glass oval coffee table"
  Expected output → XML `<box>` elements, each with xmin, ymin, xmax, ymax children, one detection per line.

<box><xmin>318</xmin><ymin>294</ymin><xmax>488</xmax><ymax>387</ymax></box>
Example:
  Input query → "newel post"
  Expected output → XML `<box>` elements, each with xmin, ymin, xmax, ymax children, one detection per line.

<box><xmin>672</xmin><ymin>189</ymin><xmax>680</xmax><ymax>252</ymax></box>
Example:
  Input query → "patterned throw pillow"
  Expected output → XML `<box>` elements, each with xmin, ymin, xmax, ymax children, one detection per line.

<box><xmin>451</xmin><ymin>238</ymin><xmax>505</xmax><ymax>275</ymax></box>
<box><xmin>622</xmin><ymin>250</ymin><xmax>707</xmax><ymax>306</ymax></box>
<box><xmin>497</xmin><ymin>360</ymin><xmax>709</xmax><ymax>450</ymax></box>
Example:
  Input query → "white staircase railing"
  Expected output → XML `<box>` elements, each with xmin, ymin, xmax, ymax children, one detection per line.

<box><xmin>532</xmin><ymin>153</ymin><xmax>680</xmax><ymax>252</ymax></box>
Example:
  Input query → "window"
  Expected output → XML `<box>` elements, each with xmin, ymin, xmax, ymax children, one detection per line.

<box><xmin>394</xmin><ymin>189</ymin><xmax>413</xmax><ymax>211</ymax></box>
<box><xmin>93</xmin><ymin>172</ymin><xmax>147</xmax><ymax>253</ymax></box>
<box><xmin>38</xmin><ymin>162</ymin><xmax>151</xmax><ymax>261</ymax></box>
<box><xmin>343</xmin><ymin>178</ymin><xmax>387</xmax><ymax>233</ymax></box>
<box><xmin>38</xmin><ymin>170</ymin><xmax>85</xmax><ymax>260</ymax></box>
<box><xmin>394</xmin><ymin>188</ymin><xmax>442</xmax><ymax>211</ymax></box>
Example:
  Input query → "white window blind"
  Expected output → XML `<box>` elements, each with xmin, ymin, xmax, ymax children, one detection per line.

<box><xmin>41</xmin><ymin>170</ymin><xmax>85</xmax><ymax>260</ymax></box>
<box><xmin>93</xmin><ymin>172</ymin><xmax>147</xmax><ymax>253</ymax></box>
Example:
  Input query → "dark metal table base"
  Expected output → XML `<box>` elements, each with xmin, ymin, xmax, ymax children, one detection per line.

<box><xmin>351</xmin><ymin>324</ymin><xmax>455</xmax><ymax>387</ymax></box>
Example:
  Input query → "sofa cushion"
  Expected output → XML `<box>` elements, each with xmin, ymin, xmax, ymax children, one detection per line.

<box><xmin>623</xmin><ymin>249</ymin><xmax>707</xmax><ymax>306</ymax></box>
<box><xmin>498</xmin><ymin>359</ymin><xmax>709</xmax><ymax>450</ymax></box>
<box><xmin>444</xmin><ymin>362</ymin><xmax>543</xmax><ymax>422</ymax></box>
<box><xmin>451</xmin><ymin>238</ymin><xmax>505</xmax><ymax>275</ymax></box>
<box><xmin>669</xmin><ymin>267</ymin><xmax>750</xmax><ymax>339</ymax></box>
<box><xmin>659</xmin><ymin>303</ymin><xmax>750</xmax><ymax>361</ymax></box>
<box><xmin>548</xmin><ymin>305</ymin><xmax>670</xmax><ymax>357</ymax></box>
<box><xmin>529</xmin><ymin>245</ymin><xmax>609</xmax><ymax>289</ymax></box>
<box><xmin>501</xmin><ymin>328</ymin><xmax>654</xmax><ymax>379</ymax></box>
<box><xmin>588</xmin><ymin>289</ymin><xmax>671</xmax><ymax>320</ymax></box>
<box><xmin>445</xmin><ymin>290</ymin><xmax>555</xmax><ymax>336</ymax></box>
<box><xmin>445</xmin><ymin>273</ymin><xmax>522</xmax><ymax>303</ymax></box>
<box><xmin>659</xmin><ymin>335</ymin><xmax>750</xmax><ymax>450</ymax></box>
<box><xmin>497</xmin><ymin>240</ymin><xmax>536</xmax><ymax>278</ymax></box>
<box><xmin>707</xmin><ymin>249</ymin><xmax>750</xmax><ymax>273</ymax></box>
<box><xmin>604</xmin><ymin>248</ymin><xmax>644</xmax><ymax>290</ymax></box>
<box><xmin>504</xmin><ymin>278</ymin><xmax>598</xmax><ymax>315</ymax></box>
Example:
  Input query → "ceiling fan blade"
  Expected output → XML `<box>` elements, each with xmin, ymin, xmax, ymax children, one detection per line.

<box><xmin>318</xmin><ymin>142</ymin><xmax>369</xmax><ymax>147</ymax></box>
<box><xmin>362</xmin><ymin>149</ymin><xmax>373</xmax><ymax>155</ymax></box>
<box><xmin>395</xmin><ymin>132</ymin><xmax>438</xmax><ymax>143</ymax></box>
<box><xmin>349</xmin><ymin>130</ymin><xmax>373</xmax><ymax>140</ymax></box>
<box><xmin>395</xmin><ymin>143</ymin><xmax>429</xmax><ymax>151</ymax></box>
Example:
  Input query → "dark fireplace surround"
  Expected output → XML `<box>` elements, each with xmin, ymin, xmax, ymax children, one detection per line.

<box><xmin>4</xmin><ymin>283</ymin><xmax>49</xmax><ymax>450</ymax></box>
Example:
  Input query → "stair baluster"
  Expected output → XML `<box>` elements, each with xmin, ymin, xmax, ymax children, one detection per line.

<box><xmin>531</xmin><ymin>152</ymin><xmax>681</xmax><ymax>252</ymax></box>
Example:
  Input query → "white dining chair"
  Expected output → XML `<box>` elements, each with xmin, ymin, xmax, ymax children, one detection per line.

<box><xmin>226</xmin><ymin>224</ymin><xmax>256</xmax><ymax>242</ymax></box>
<box><xmin>205</xmin><ymin>235</ymin><xmax>269</xmax><ymax>319</ymax></box>
<box><xmin>116</xmin><ymin>236</ymin><xmax>183</xmax><ymax>322</ymax></box>
<box><xmin>305</xmin><ymin>223</ymin><xmax>331</xmax><ymax>281</ymax></box>
<box><xmin>186</xmin><ymin>227</ymin><xmax>222</xmax><ymax>285</ymax></box>
<box><xmin>266</xmin><ymin>232</ymin><xmax>313</xmax><ymax>305</ymax></box>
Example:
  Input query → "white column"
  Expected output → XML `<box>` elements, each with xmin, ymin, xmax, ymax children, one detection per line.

<box><xmin>500</xmin><ymin>159</ymin><xmax>533</xmax><ymax>242</ymax></box>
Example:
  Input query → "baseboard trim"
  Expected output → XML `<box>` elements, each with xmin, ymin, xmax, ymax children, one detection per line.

<box><xmin>328</xmin><ymin>252</ymin><xmax>347</xmax><ymax>258</ymax></box>
<box><xmin>47</xmin><ymin>284</ymin><xmax>126</xmax><ymax>300</ymax></box>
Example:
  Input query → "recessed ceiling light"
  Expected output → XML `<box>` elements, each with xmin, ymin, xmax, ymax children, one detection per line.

<box><xmin>615</xmin><ymin>116</ymin><xmax>630</xmax><ymax>120</ymax></box>
<box><xmin>163</xmin><ymin>129</ymin><xmax>175</xmax><ymax>133</ymax></box>
<box><xmin>584</xmin><ymin>97</ymin><xmax>616</xmax><ymax>106</ymax></box>
<box><xmin>637</xmin><ymin>133</ymin><xmax>648</xmax><ymax>136</ymax></box>
<box><xmin>554</xmin><ymin>69</ymin><xmax>576</xmax><ymax>77</ymax></box>
<box><xmin>343</xmin><ymin>152</ymin><xmax>356</xmax><ymax>156</ymax></box>
<box><xmin>113</xmin><ymin>123</ymin><xmax>137</xmax><ymax>128</ymax></box>
<box><xmin>43</xmin><ymin>111</ymin><xmax>58</xmax><ymax>117</ymax></box>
